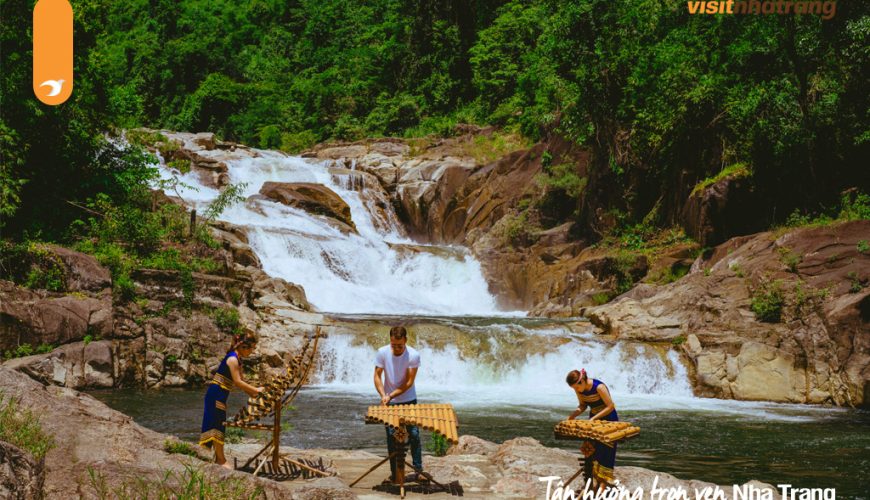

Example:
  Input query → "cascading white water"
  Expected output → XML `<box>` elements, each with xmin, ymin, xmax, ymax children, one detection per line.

<box><xmin>154</xmin><ymin>146</ymin><xmax>703</xmax><ymax>404</ymax></box>
<box><xmin>148</xmin><ymin>140</ymin><xmax>841</xmax><ymax>419</ymax></box>
<box><xmin>157</xmin><ymin>151</ymin><xmax>511</xmax><ymax>315</ymax></box>
<box><xmin>313</xmin><ymin>327</ymin><xmax>696</xmax><ymax>409</ymax></box>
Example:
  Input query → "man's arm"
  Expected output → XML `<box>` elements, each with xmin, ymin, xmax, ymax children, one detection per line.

<box><xmin>385</xmin><ymin>367</ymin><xmax>418</xmax><ymax>401</ymax></box>
<box><xmin>374</xmin><ymin>366</ymin><xmax>390</xmax><ymax>405</ymax></box>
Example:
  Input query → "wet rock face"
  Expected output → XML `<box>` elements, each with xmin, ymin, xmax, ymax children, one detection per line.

<box><xmin>0</xmin><ymin>440</ymin><xmax>45</xmax><ymax>500</ymax></box>
<box><xmin>259</xmin><ymin>182</ymin><xmax>357</xmax><ymax>233</ymax></box>
<box><xmin>585</xmin><ymin>220</ymin><xmax>870</xmax><ymax>406</ymax></box>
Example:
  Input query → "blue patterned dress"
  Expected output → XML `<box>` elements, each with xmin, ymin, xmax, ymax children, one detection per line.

<box><xmin>199</xmin><ymin>351</ymin><xmax>237</xmax><ymax>447</ymax></box>
<box><xmin>576</xmin><ymin>378</ymin><xmax>619</xmax><ymax>484</ymax></box>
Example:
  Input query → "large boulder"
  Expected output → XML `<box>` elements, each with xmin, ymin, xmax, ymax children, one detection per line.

<box><xmin>259</xmin><ymin>182</ymin><xmax>357</xmax><ymax>233</ymax></box>
<box><xmin>44</xmin><ymin>245</ymin><xmax>111</xmax><ymax>293</ymax></box>
<box><xmin>0</xmin><ymin>281</ymin><xmax>112</xmax><ymax>352</ymax></box>
<box><xmin>208</xmin><ymin>220</ymin><xmax>262</xmax><ymax>269</ymax></box>
<box><xmin>681</xmin><ymin>168</ymin><xmax>765</xmax><ymax>247</ymax></box>
<box><xmin>5</xmin><ymin>340</ymin><xmax>115</xmax><ymax>388</ymax></box>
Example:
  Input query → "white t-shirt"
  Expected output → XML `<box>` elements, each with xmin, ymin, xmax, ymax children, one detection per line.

<box><xmin>375</xmin><ymin>345</ymin><xmax>420</xmax><ymax>404</ymax></box>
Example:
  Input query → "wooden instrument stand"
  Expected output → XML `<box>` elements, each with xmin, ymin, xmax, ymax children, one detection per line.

<box><xmin>553</xmin><ymin>419</ymin><xmax>641</xmax><ymax>493</ymax></box>
<box><xmin>227</xmin><ymin>328</ymin><xmax>333</xmax><ymax>481</ymax></box>
<box><xmin>350</xmin><ymin>403</ymin><xmax>463</xmax><ymax>497</ymax></box>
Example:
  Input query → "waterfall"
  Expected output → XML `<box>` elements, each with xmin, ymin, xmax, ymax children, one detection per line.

<box><xmin>313</xmin><ymin>323</ymin><xmax>696</xmax><ymax>408</ymax></box>
<box><xmin>157</xmin><ymin>151</ymin><xmax>513</xmax><ymax>316</ymax></box>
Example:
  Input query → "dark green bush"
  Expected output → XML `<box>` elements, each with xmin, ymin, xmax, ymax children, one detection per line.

<box><xmin>751</xmin><ymin>280</ymin><xmax>784</xmax><ymax>323</ymax></box>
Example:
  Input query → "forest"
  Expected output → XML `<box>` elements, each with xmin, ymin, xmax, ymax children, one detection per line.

<box><xmin>1</xmin><ymin>0</ymin><xmax>867</xmax><ymax>241</ymax></box>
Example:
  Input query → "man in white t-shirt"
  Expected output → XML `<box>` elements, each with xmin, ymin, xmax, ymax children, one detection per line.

<box><xmin>374</xmin><ymin>326</ymin><xmax>422</xmax><ymax>481</ymax></box>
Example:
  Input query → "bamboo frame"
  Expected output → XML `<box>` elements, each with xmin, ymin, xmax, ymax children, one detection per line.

<box><xmin>225</xmin><ymin>327</ymin><xmax>332</xmax><ymax>480</ymax></box>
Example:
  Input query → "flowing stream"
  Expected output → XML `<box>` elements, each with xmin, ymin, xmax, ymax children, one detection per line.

<box><xmin>98</xmin><ymin>145</ymin><xmax>870</xmax><ymax>498</ymax></box>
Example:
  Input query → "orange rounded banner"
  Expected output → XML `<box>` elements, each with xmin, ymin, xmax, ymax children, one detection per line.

<box><xmin>33</xmin><ymin>0</ymin><xmax>73</xmax><ymax>105</ymax></box>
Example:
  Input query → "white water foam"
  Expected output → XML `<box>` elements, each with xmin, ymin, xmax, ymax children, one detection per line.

<box><xmin>157</xmin><ymin>153</ymin><xmax>512</xmax><ymax>315</ymax></box>
<box><xmin>314</xmin><ymin>333</ymin><xmax>694</xmax><ymax>405</ymax></box>
<box><xmin>312</xmin><ymin>332</ymin><xmax>844</xmax><ymax>421</ymax></box>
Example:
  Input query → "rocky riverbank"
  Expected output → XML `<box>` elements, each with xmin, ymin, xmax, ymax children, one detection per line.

<box><xmin>1</xmin><ymin>366</ymin><xmax>784</xmax><ymax>499</ymax></box>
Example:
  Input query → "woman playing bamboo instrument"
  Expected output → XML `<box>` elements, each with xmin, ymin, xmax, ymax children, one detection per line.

<box><xmin>566</xmin><ymin>368</ymin><xmax>619</xmax><ymax>491</ymax></box>
<box><xmin>199</xmin><ymin>330</ymin><xmax>263</xmax><ymax>468</ymax></box>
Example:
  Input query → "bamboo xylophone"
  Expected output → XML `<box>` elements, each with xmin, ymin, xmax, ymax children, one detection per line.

<box><xmin>227</xmin><ymin>330</ymin><xmax>319</xmax><ymax>429</ymax></box>
<box><xmin>365</xmin><ymin>403</ymin><xmax>459</xmax><ymax>444</ymax></box>
<box><xmin>553</xmin><ymin>419</ymin><xmax>640</xmax><ymax>445</ymax></box>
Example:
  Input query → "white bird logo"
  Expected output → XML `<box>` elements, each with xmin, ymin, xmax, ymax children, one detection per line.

<box><xmin>39</xmin><ymin>79</ymin><xmax>65</xmax><ymax>97</ymax></box>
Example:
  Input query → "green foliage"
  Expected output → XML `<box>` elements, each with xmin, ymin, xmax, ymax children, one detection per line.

<box><xmin>228</xmin><ymin>286</ymin><xmax>243</xmax><ymax>306</ymax></box>
<box><xmin>87</xmin><ymin>462</ymin><xmax>264</xmax><ymax>500</ymax></box>
<box><xmin>225</xmin><ymin>427</ymin><xmax>245</xmax><ymax>444</ymax></box>
<box><xmin>163</xmin><ymin>439</ymin><xmax>200</xmax><ymax>458</ymax></box>
<box><xmin>613</xmin><ymin>251</ymin><xmax>640</xmax><ymax>295</ymax></box>
<box><xmin>180</xmin><ymin>268</ymin><xmax>195</xmax><ymax>309</ymax></box>
<box><xmin>202</xmin><ymin>183</ymin><xmax>249</xmax><ymax>223</ymax></box>
<box><xmin>0</xmin><ymin>392</ymin><xmax>55</xmax><ymax>460</ymax></box>
<box><xmin>751</xmin><ymin>280</ymin><xmax>784</xmax><ymax>323</ymax></box>
<box><xmin>848</xmin><ymin>272</ymin><xmax>865</xmax><ymax>293</ymax></box>
<box><xmin>654</xmin><ymin>263</ymin><xmax>691</xmax><ymax>285</ymax></box>
<box><xmin>114</xmin><ymin>274</ymin><xmax>137</xmax><ymax>302</ymax></box>
<box><xmin>691</xmin><ymin>164</ymin><xmax>751</xmax><ymax>197</ymax></box>
<box><xmin>777</xmin><ymin>247</ymin><xmax>802</xmax><ymax>273</ymax></box>
<box><xmin>838</xmin><ymin>191</ymin><xmax>870</xmax><ymax>221</ymax></box>
<box><xmin>671</xmin><ymin>335</ymin><xmax>686</xmax><ymax>346</ymax></box>
<box><xmin>166</xmin><ymin>159</ymin><xmax>191</xmax><ymax>174</ymax></box>
<box><xmin>501</xmin><ymin>210</ymin><xmax>539</xmax><ymax>247</ymax></box>
<box><xmin>591</xmin><ymin>292</ymin><xmax>612</xmax><ymax>305</ymax></box>
<box><xmin>259</xmin><ymin>125</ymin><xmax>282</xmax><ymax>150</ymax></box>
<box><xmin>0</xmin><ymin>123</ymin><xmax>27</xmax><ymax>226</ymax></box>
<box><xmin>858</xmin><ymin>240</ymin><xmax>870</xmax><ymax>254</ymax></box>
<box><xmin>212</xmin><ymin>307</ymin><xmax>242</xmax><ymax>335</ymax></box>
<box><xmin>454</xmin><ymin>133</ymin><xmax>529</xmax><ymax>165</ymax></box>
<box><xmin>83</xmin><ymin>335</ymin><xmax>94</xmax><ymax>345</ymax></box>
<box><xmin>2</xmin><ymin>0</ymin><xmax>867</xmax><ymax>264</ymax></box>
<box><xmin>3</xmin><ymin>343</ymin><xmax>54</xmax><ymax>360</ymax></box>
<box><xmin>784</xmin><ymin>191</ymin><xmax>870</xmax><ymax>229</ymax></box>
<box><xmin>536</xmin><ymin>164</ymin><xmax>587</xmax><ymax>198</ymax></box>
<box><xmin>426</xmin><ymin>433</ymin><xmax>450</xmax><ymax>457</ymax></box>
<box><xmin>126</xmin><ymin>130</ymin><xmax>168</xmax><ymax>149</ymax></box>
<box><xmin>280</xmin><ymin>131</ymin><xmax>319</xmax><ymax>154</ymax></box>
<box><xmin>0</xmin><ymin>241</ymin><xmax>67</xmax><ymax>292</ymax></box>
<box><xmin>601</xmin><ymin>222</ymin><xmax>691</xmax><ymax>256</ymax></box>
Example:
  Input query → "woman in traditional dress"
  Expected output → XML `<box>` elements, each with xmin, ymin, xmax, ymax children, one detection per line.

<box><xmin>200</xmin><ymin>331</ymin><xmax>263</xmax><ymax>468</ymax></box>
<box><xmin>566</xmin><ymin>368</ymin><xmax>619</xmax><ymax>491</ymax></box>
